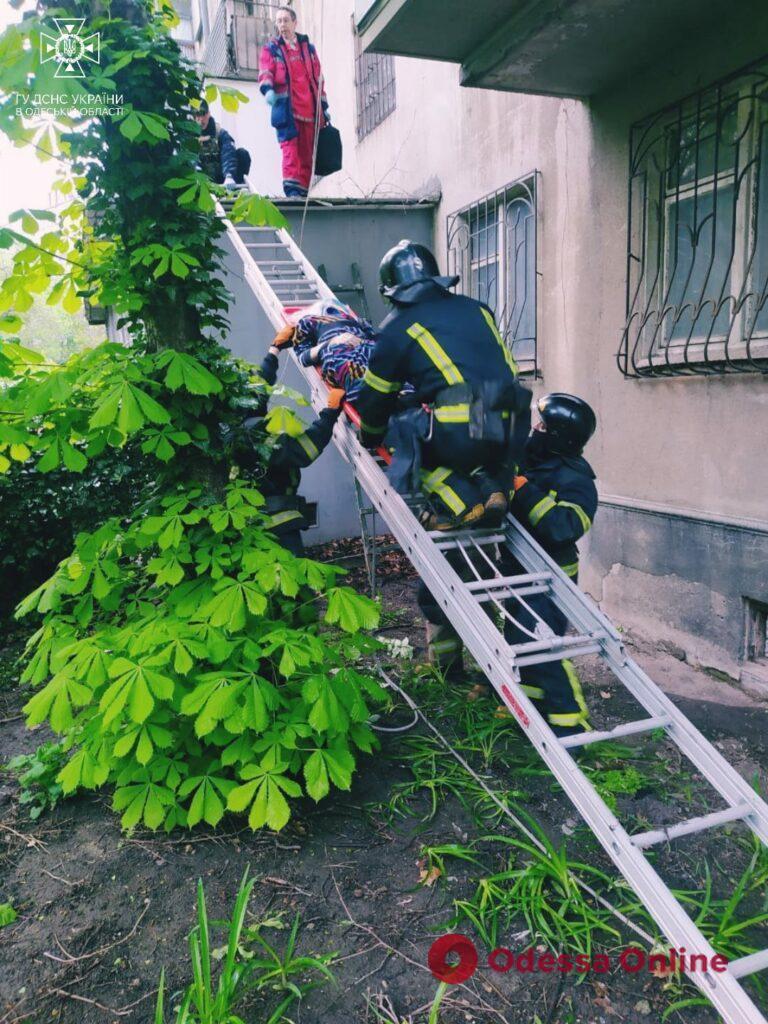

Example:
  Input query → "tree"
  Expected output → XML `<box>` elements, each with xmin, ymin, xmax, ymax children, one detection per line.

<box><xmin>0</xmin><ymin>0</ymin><xmax>386</xmax><ymax>832</ymax></box>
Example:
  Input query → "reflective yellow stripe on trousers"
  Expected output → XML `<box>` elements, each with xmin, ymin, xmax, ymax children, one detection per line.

<box><xmin>421</xmin><ymin>466</ymin><xmax>466</xmax><ymax>516</ymax></box>
<box><xmin>268</xmin><ymin>510</ymin><xmax>303</xmax><ymax>529</ymax></box>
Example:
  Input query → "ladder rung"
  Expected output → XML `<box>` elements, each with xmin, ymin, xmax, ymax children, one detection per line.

<box><xmin>236</xmin><ymin>225</ymin><xmax>280</xmax><ymax>232</ymax></box>
<box><xmin>515</xmin><ymin>642</ymin><xmax>602</xmax><ymax>666</ymax></box>
<box><xmin>475</xmin><ymin>584</ymin><xmax>550</xmax><ymax>602</ymax></box>
<box><xmin>466</xmin><ymin>573</ymin><xmax>551</xmax><ymax>592</ymax></box>
<box><xmin>512</xmin><ymin>632</ymin><xmax>600</xmax><ymax>657</ymax></box>
<box><xmin>246</xmin><ymin>242</ymin><xmax>292</xmax><ymax>248</ymax></box>
<box><xmin>256</xmin><ymin>260</ymin><xmax>301</xmax><ymax>266</ymax></box>
<box><xmin>729</xmin><ymin>948</ymin><xmax>768</xmax><ymax>979</ymax></box>
<box><xmin>632</xmin><ymin>802</ymin><xmax>753</xmax><ymax>850</ymax></box>
<box><xmin>265</xmin><ymin>277</ymin><xmax>311</xmax><ymax>285</ymax></box>
<box><xmin>433</xmin><ymin>531</ymin><xmax>507</xmax><ymax>549</ymax></box>
<box><xmin>560</xmin><ymin>715</ymin><xmax>671</xmax><ymax>749</ymax></box>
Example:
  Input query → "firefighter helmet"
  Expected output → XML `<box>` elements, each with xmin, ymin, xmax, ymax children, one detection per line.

<box><xmin>537</xmin><ymin>393</ymin><xmax>596</xmax><ymax>455</ymax></box>
<box><xmin>378</xmin><ymin>240</ymin><xmax>459</xmax><ymax>299</ymax></box>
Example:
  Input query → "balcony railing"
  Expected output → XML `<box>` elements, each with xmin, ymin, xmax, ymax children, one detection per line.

<box><xmin>204</xmin><ymin>1</ymin><xmax>281</xmax><ymax>80</ymax></box>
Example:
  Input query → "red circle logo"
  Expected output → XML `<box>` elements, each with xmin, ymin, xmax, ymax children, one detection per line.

<box><xmin>427</xmin><ymin>934</ymin><xmax>479</xmax><ymax>984</ymax></box>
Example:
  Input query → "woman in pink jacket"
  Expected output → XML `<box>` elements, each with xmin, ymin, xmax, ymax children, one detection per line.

<box><xmin>259</xmin><ymin>6</ymin><xmax>329</xmax><ymax>197</ymax></box>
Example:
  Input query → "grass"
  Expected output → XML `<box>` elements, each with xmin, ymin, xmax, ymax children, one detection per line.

<box><xmin>154</xmin><ymin>870</ymin><xmax>336</xmax><ymax>1024</ymax></box>
<box><xmin>377</xmin><ymin>665</ymin><xmax>768</xmax><ymax>1018</ymax></box>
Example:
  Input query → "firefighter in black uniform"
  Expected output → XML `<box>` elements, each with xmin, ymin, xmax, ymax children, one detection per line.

<box><xmin>355</xmin><ymin>239</ymin><xmax>530</xmax><ymax>529</ymax></box>
<box><xmin>354</xmin><ymin>239</ymin><xmax>531</xmax><ymax>675</ymax></box>
<box><xmin>500</xmin><ymin>393</ymin><xmax>598</xmax><ymax>736</ymax></box>
<box><xmin>232</xmin><ymin>326</ymin><xmax>344</xmax><ymax>556</ymax></box>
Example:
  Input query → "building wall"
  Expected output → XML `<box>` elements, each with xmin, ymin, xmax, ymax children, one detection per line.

<box><xmin>292</xmin><ymin>0</ymin><xmax>768</xmax><ymax>679</ymax></box>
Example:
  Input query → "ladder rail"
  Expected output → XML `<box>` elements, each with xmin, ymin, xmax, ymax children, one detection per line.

<box><xmin>220</xmin><ymin>204</ymin><xmax>768</xmax><ymax>1024</ymax></box>
<box><xmin>504</xmin><ymin>518</ymin><xmax>768</xmax><ymax>844</ymax></box>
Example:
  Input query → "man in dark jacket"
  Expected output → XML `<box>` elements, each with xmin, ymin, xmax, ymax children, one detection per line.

<box><xmin>501</xmin><ymin>393</ymin><xmax>598</xmax><ymax>736</ymax></box>
<box><xmin>232</xmin><ymin>327</ymin><xmax>344</xmax><ymax>556</ymax></box>
<box><xmin>355</xmin><ymin>239</ymin><xmax>531</xmax><ymax>530</ymax></box>
<box><xmin>194</xmin><ymin>100</ymin><xmax>250</xmax><ymax>188</ymax></box>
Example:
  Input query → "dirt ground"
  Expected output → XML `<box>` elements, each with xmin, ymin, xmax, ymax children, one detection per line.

<box><xmin>1</xmin><ymin>542</ymin><xmax>767</xmax><ymax>1024</ymax></box>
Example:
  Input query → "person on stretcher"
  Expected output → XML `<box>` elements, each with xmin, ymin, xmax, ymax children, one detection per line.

<box><xmin>271</xmin><ymin>301</ymin><xmax>380</xmax><ymax>404</ymax></box>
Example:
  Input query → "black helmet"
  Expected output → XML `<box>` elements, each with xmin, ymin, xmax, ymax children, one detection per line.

<box><xmin>537</xmin><ymin>393</ymin><xmax>596</xmax><ymax>455</ymax></box>
<box><xmin>379</xmin><ymin>239</ymin><xmax>459</xmax><ymax>302</ymax></box>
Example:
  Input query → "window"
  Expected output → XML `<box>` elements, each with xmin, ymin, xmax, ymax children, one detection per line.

<box><xmin>620</xmin><ymin>58</ymin><xmax>768</xmax><ymax>377</ymax></box>
<box><xmin>745</xmin><ymin>598</ymin><xmax>768</xmax><ymax>664</ymax></box>
<box><xmin>354</xmin><ymin>34</ymin><xmax>396</xmax><ymax>140</ymax></box>
<box><xmin>446</xmin><ymin>174</ymin><xmax>538</xmax><ymax>374</ymax></box>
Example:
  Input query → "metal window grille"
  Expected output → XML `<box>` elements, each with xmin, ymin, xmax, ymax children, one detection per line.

<box><xmin>204</xmin><ymin>1</ymin><xmax>280</xmax><ymax>79</ymax></box>
<box><xmin>354</xmin><ymin>36</ymin><xmax>396</xmax><ymax>141</ymax></box>
<box><xmin>620</xmin><ymin>57</ymin><xmax>768</xmax><ymax>377</ymax></box>
<box><xmin>446</xmin><ymin>173</ymin><xmax>538</xmax><ymax>374</ymax></box>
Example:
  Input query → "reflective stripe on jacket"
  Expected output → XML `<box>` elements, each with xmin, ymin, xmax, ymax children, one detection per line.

<box><xmin>512</xmin><ymin>453</ymin><xmax>597</xmax><ymax>576</ymax></box>
<box><xmin>355</xmin><ymin>286</ymin><xmax>518</xmax><ymax>448</ymax></box>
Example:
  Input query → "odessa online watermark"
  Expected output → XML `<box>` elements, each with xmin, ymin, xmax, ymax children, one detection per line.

<box><xmin>427</xmin><ymin>934</ymin><xmax>729</xmax><ymax>985</ymax></box>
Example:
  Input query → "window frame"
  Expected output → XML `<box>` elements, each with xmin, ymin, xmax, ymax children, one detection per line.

<box><xmin>620</xmin><ymin>59</ymin><xmax>768</xmax><ymax>377</ymax></box>
<box><xmin>446</xmin><ymin>173</ymin><xmax>539</xmax><ymax>377</ymax></box>
<box><xmin>353</xmin><ymin>28</ymin><xmax>396</xmax><ymax>142</ymax></box>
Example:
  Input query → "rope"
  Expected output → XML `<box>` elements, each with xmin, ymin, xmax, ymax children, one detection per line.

<box><xmin>374</xmin><ymin>662</ymin><xmax>657</xmax><ymax>947</ymax></box>
<box><xmin>299</xmin><ymin>0</ymin><xmax>325</xmax><ymax>251</ymax></box>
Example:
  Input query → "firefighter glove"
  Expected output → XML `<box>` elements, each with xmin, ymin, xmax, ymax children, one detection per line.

<box><xmin>513</xmin><ymin>475</ymin><xmax>529</xmax><ymax>492</ymax></box>
<box><xmin>272</xmin><ymin>324</ymin><xmax>296</xmax><ymax>349</ymax></box>
<box><xmin>265</xmin><ymin>89</ymin><xmax>277</xmax><ymax>107</ymax></box>
<box><xmin>327</xmin><ymin>388</ymin><xmax>346</xmax><ymax>410</ymax></box>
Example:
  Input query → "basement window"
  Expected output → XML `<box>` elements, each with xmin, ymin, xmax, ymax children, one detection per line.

<box><xmin>446</xmin><ymin>173</ymin><xmax>539</xmax><ymax>375</ymax></box>
<box><xmin>744</xmin><ymin>598</ymin><xmax>768</xmax><ymax>663</ymax></box>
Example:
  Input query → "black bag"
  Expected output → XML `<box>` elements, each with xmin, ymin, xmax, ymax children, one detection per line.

<box><xmin>315</xmin><ymin>124</ymin><xmax>342</xmax><ymax>177</ymax></box>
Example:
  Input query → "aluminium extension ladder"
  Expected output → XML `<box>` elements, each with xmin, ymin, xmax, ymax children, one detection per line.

<box><xmin>221</xmin><ymin>202</ymin><xmax>768</xmax><ymax>1024</ymax></box>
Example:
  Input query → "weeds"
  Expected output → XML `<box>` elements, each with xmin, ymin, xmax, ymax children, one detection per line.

<box><xmin>6</xmin><ymin>741</ymin><xmax>70</xmax><ymax>819</ymax></box>
<box><xmin>154</xmin><ymin>870</ymin><xmax>336</xmax><ymax>1023</ymax></box>
<box><xmin>447</xmin><ymin>819</ymin><xmax>622</xmax><ymax>954</ymax></box>
<box><xmin>0</xmin><ymin>903</ymin><xmax>17</xmax><ymax>927</ymax></box>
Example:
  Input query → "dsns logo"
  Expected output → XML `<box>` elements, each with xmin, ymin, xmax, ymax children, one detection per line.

<box><xmin>40</xmin><ymin>18</ymin><xmax>101</xmax><ymax>79</ymax></box>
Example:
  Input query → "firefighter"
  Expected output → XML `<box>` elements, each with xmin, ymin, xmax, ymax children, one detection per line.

<box><xmin>233</xmin><ymin>326</ymin><xmax>344</xmax><ymax>556</ymax></box>
<box><xmin>354</xmin><ymin>239</ymin><xmax>531</xmax><ymax>678</ymax></box>
<box><xmin>355</xmin><ymin>239</ymin><xmax>531</xmax><ymax>530</ymax></box>
<box><xmin>499</xmin><ymin>393</ymin><xmax>598</xmax><ymax>736</ymax></box>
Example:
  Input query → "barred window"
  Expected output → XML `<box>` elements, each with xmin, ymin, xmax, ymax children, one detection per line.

<box><xmin>446</xmin><ymin>174</ymin><xmax>538</xmax><ymax>374</ymax></box>
<box><xmin>620</xmin><ymin>59</ymin><xmax>768</xmax><ymax>377</ymax></box>
<box><xmin>354</xmin><ymin>36</ymin><xmax>396</xmax><ymax>141</ymax></box>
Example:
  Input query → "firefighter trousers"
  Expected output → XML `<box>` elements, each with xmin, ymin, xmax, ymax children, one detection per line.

<box><xmin>420</xmin><ymin>424</ymin><xmax>508</xmax><ymax>520</ymax></box>
<box><xmin>503</xmin><ymin>587</ymin><xmax>590</xmax><ymax>731</ymax></box>
<box><xmin>416</xmin><ymin>545</ymin><xmax>495</xmax><ymax>675</ymax></box>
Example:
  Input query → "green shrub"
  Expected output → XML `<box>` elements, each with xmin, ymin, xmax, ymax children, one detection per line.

<box><xmin>17</xmin><ymin>481</ymin><xmax>387</xmax><ymax>832</ymax></box>
<box><xmin>0</xmin><ymin>444</ymin><xmax>147</xmax><ymax>618</ymax></box>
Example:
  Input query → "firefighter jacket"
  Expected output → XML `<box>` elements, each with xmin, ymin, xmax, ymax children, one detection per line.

<box><xmin>355</xmin><ymin>285</ymin><xmax>520</xmax><ymax>448</ymax></box>
<box><xmin>240</xmin><ymin>352</ymin><xmax>340</xmax><ymax>535</ymax></box>
<box><xmin>197</xmin><ymin>117</ymin><xmax>237</xmax><ymax>183</ymax></box>
<box><xmin>259</xmin><ymin>34</ymin><xmax>328</xmax><ymax>144</ymax></box>
<box><xmin>511</xmin><ymin>451</ymin><xmax>597</xmax><ymax>578</ymax></box>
